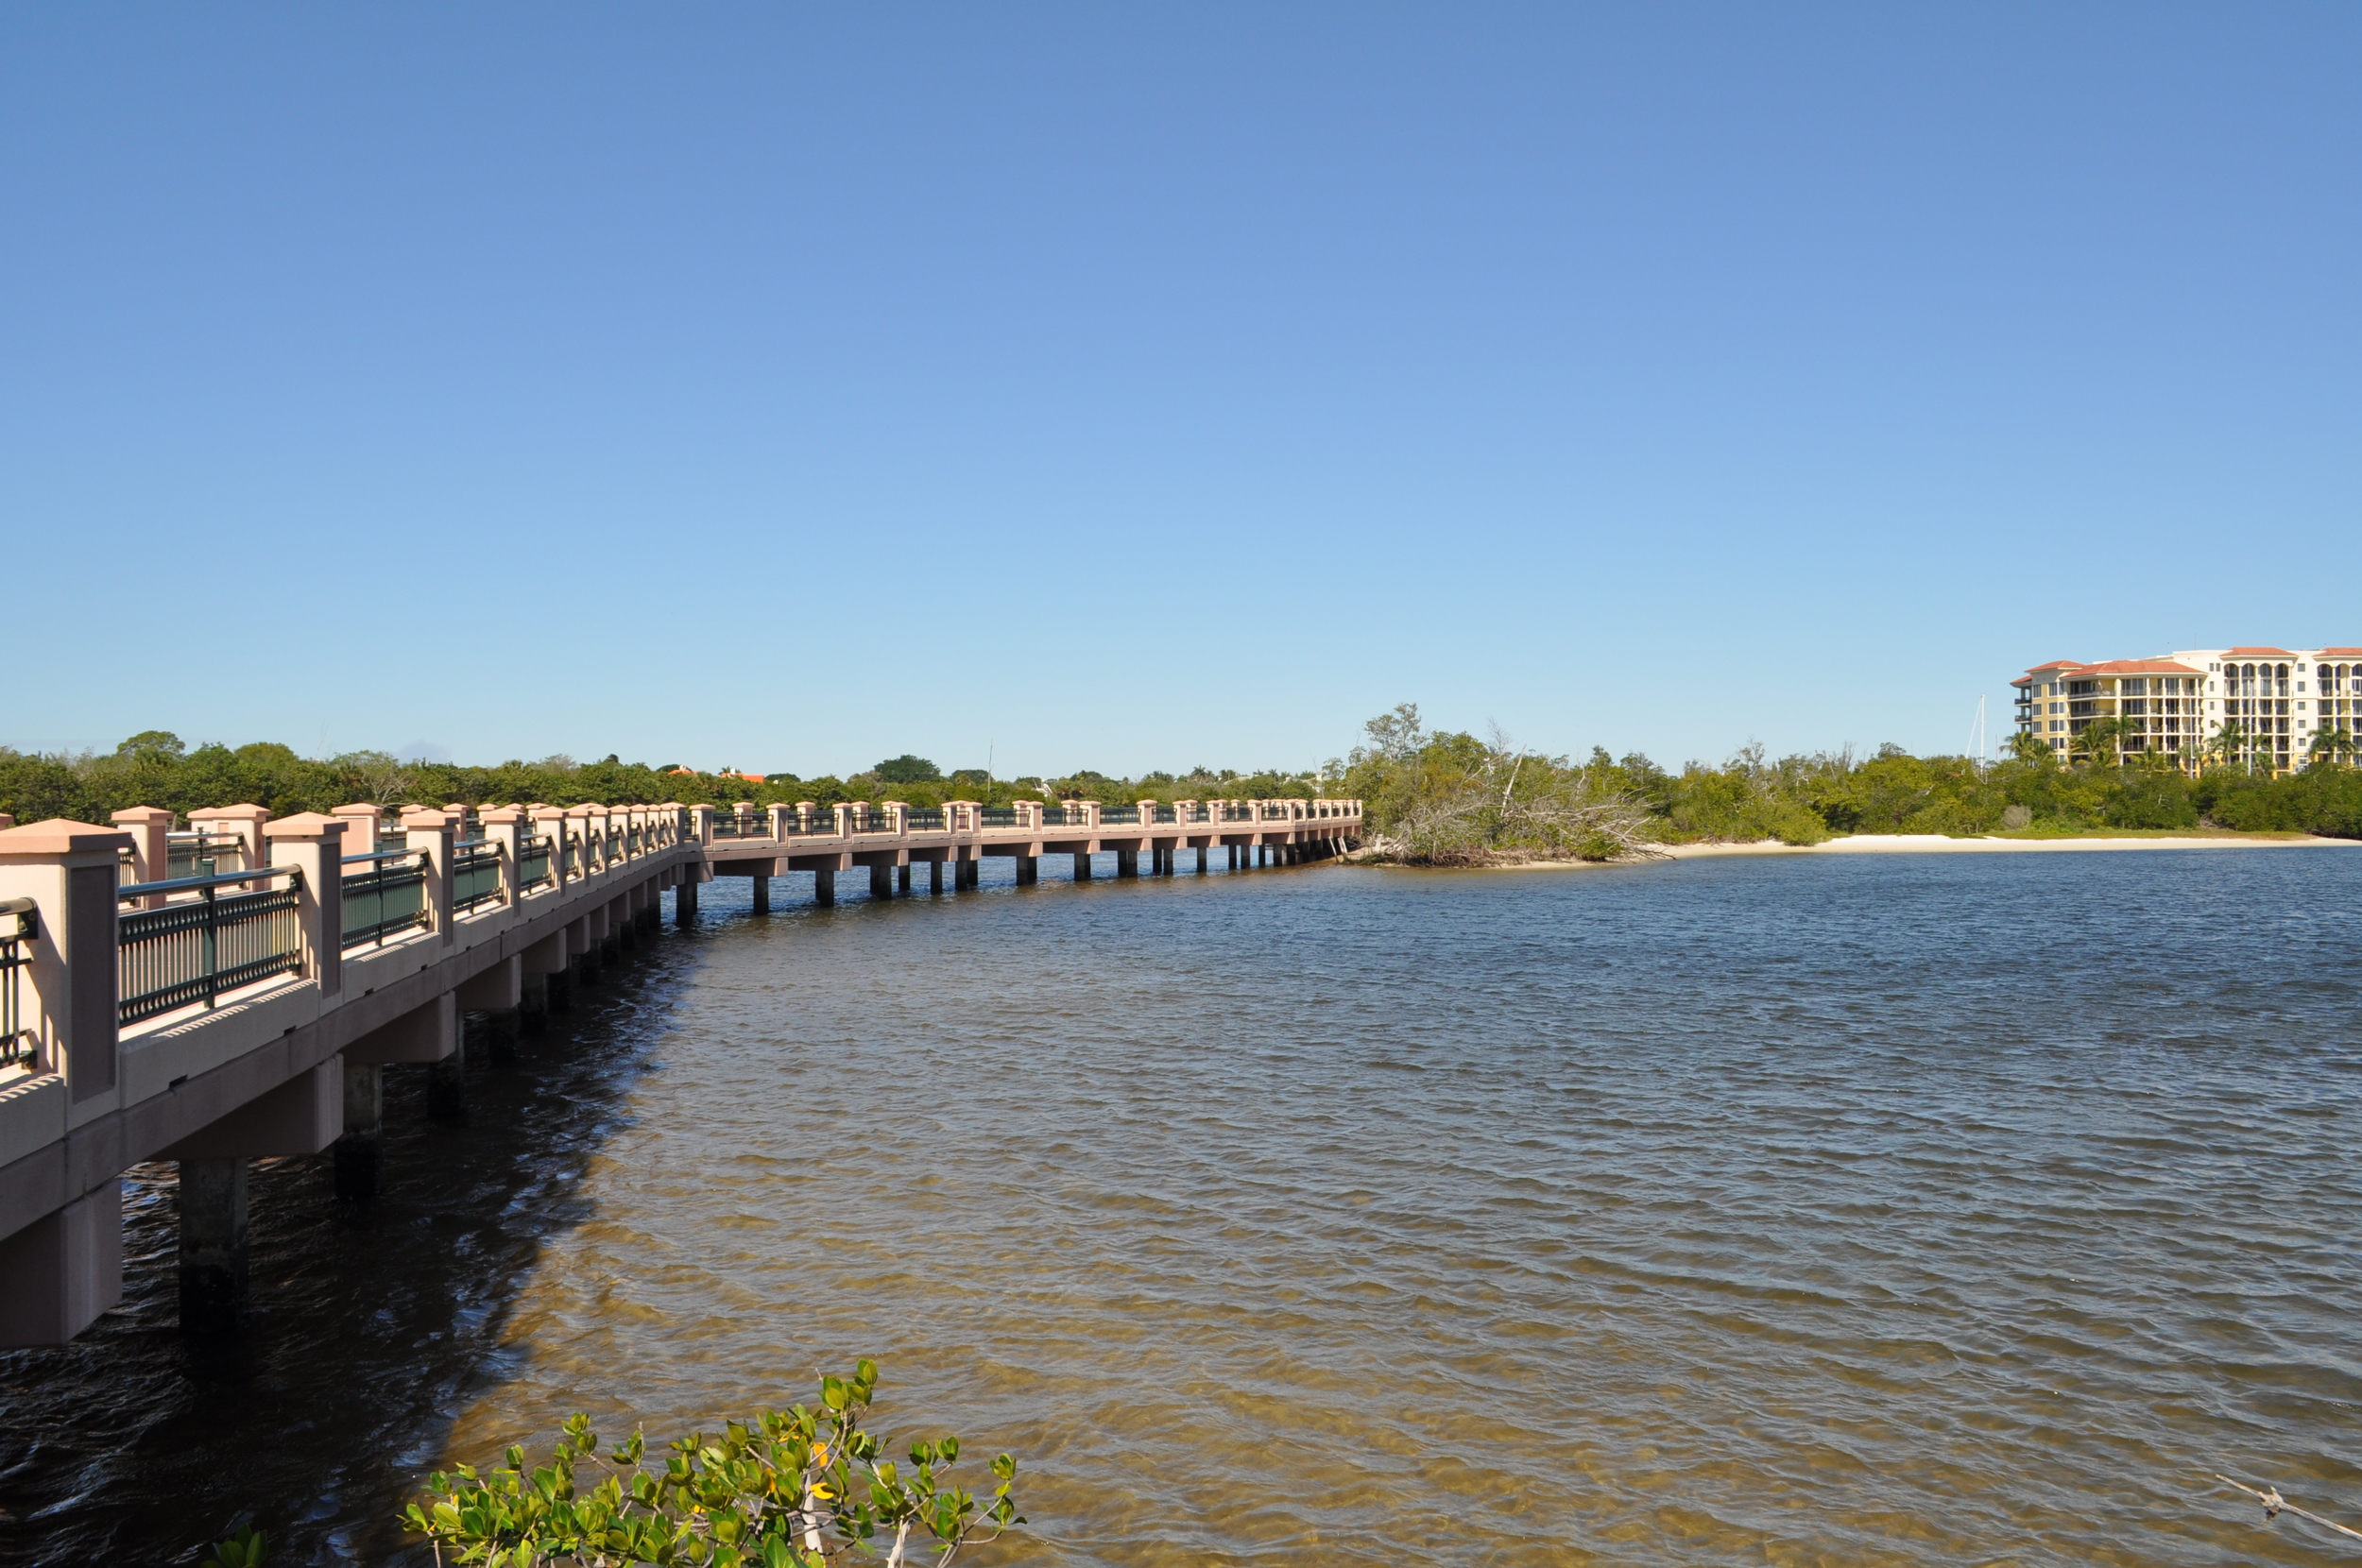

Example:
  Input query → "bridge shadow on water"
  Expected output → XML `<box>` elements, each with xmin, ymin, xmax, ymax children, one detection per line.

<box><xmin>0</xmin><ymin>924</ymin><xmax>718</xmax><ymax>1567</ymax></box>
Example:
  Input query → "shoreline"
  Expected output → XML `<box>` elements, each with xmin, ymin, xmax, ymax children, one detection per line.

<box><xmin>1660</xmin><ymin>832</ymin><xmax>2353</xmax><ymax>857</ymax></box>
<box><xmin>1348</xmin><ymin>832</ymin><xmax>2362</xmax><ymax>870</ymax></box>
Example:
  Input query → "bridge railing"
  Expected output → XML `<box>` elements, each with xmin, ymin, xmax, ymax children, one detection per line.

<box><xmin>453</xmin><ymin>839</ymin><xmax>504</xmax><ymax>913</ymax></box>
<box><xmin>1098</xmin><ymin>805</ymin><xmax>1140</xmax><ymax>826</ymax></box>
<box><xmin>343</xmin><ymin>848</ymin><xmax>429</xmax><ymax>948</ymax></box>
<box><xmin>0</xmin><ymin>897</ymin><xmax>31</xmax><ymax>1071</ymax></box>
<box><xmin>117</xmin><ymin>865</ymin><xmax>305</xmax><ymax>1025</ymax></box>
<box><xmin>515</xmin><ymin>834</ymin><xmax>554</xmax><ymax>891</ymax></box>
<box><xmin>903</xmin><ymin>808</ymin><xmax>945</xmax><ymax>831</ymax></box>
<box><xmin>165</xmin><ymin>831</ymin><xmax>243</xmax><ymax>880</ymax></box>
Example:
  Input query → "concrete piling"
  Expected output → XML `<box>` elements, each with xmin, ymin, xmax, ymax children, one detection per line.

<box><xmin>177</xmin><ymin>1158</ymin><xmax>248</xmax><ymax>1334</ymax></box>
<box><xmin>752</xmin><ymin>873</ymin><xmax>770</xmax><ymax>915</ymax></box>
<box><xmin>814</xmin><ymin>867</ymin><xmax>836</xmax><ymax>905</ymax></box>
<box><xmin>871</xmin><ymin>864</ymin><xmax>894</xmax><ymax>898</ymax></box>
<box><xmin>1073</xmin><ymin>852</ymin><xmax>1092</xmax><ymax>880</ymax></box>
<box><xmin>334</xmin><ymin>1064</ymin><xmax>383</xmax><ymax>1201</ymax></box>
<box><xmin>426</xmin><ymin>1038</ymin><xmax>467</xmax><ymax>1119</ymax></box>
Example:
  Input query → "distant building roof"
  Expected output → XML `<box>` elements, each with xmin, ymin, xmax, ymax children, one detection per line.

<box><xmin>2071</xmin><ymin>659</ymin><xmax>2202</xmax><ymax>676</ymax></box>
<box><xmin>2224</xmin><ymin>646</ymin><xmax>2298</xmax><ymax>656</ymax></box>
<box><xmin>2024</xmin><ymin>659</ymin><xmax>2086</xmax><ymax>673</ymax></box>
<box><xmin>2317</xmin><ymin>647</ymin><xmax>2362</xmax><ymax>657</ymax></box>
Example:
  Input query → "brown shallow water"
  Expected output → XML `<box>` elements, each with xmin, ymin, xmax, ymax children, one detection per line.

<box><xmin>4</xmin><ymin>850</ymin><xmax>2360</xmax><ymax>1564</ymax></box>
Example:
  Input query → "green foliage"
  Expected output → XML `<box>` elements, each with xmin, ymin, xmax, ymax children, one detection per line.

<box><xmin>401</xmin><ymin>1360</ymin><xmax>1019</xmax><ymax>1568</ymax></box>
<box><xmin>201</xmin><ymin>1524</ymin><xmax>266</xmax><ymax>1568</ymax></box>
<box><xmin>1337</xmin><ymin>705</ymin><xmax>2362</xmax><ymax>853</ymax></box>
<box><xmin>0</xmin><ymin>735</ymin><xmax>1330</xmax><ymax>827</ymax></box>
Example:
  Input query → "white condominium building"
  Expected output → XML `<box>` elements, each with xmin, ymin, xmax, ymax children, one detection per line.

<box><xmin>2011</xmin><ymin>645</ymin><xmax>2362</xmax><ymax>775</ymax></box>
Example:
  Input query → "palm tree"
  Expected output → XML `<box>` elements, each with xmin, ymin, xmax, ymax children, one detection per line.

<box><xmin>2306</xmin><ymin>726</ymin><xmax>2356</xmax><ymax>770</ymax></box>
<box><xmin>2204</xmin><ymin>721</ymin><xmax>2261</xmax><ymax>775</ymax></box>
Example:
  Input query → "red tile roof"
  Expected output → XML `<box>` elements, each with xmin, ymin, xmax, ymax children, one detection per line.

<box><xmin>2023</xmin><ymin>659</ymin><xmax>2085</xmax><ymax>673</ymax></box>
<box><xmin>2317</xmin><ymin>647</ymin><xmax>2362</xmax><ymax>656</ymax></box>
<box><xmin>2225</xmin><ymin>646</ymin><xmax>2298</xmax><ymax>656</ymax></box>
<box><xmin>2071</xmin><ymin>659</ymin><xmax>2202</xmax><ymax>676</ymax></box>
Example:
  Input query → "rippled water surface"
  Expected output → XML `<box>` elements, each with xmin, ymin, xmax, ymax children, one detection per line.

<box><xmin>6</xmin><ymin>848</ymin><xmax>2362</xmax><ymax>1565</ymax></box>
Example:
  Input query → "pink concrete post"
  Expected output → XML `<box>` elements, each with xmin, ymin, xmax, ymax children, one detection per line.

<box><xmin>686</xmin><ymin>804</ymin><xmax>716</xmax><ymax>845</ymax></box>
<box><xmin>332</xmin><ymin>805</ymin><xmax>380</xmax><ymax>861</ymax></box>
<box><xmin>481</xmin><ymin>808</ymin><xmax>526</xmax><ymax>905</ymax></box>
<box><xmin>882</xmin><ymin>802</ymin><xmax>908</xmax><ymax>834</ymax></box>
<box><xmin>768</xmin><ymin>803</ymin><xmax>796</xmax><ymax>840</ymax></box>
<box><xmin>263</xmin><ymin>813</ymin><xmax>346</xmax><ymax>999</ymax></box>
<box><xmin>564</xmin><ymin>806</ymin><xmax>600</xmax><ymax>873</ymax></box>
<box><xmin>0</xmin><ymin>819</ymin><xmax>129</xmax><ymax>1101</ymax></box>
<box><xmin>531</xmin><ymin>806</ymin><xmax>571</xmax><ymax>887</ymax></box>
<box><xmin>187</xmin><ymin>804</ymin><xmax>268</xmax><ymax>888</ymax></box>
<box><xmin>830</xmin><ymin>802</ymin><xmax>854</xmax><ymax>836</ymax></box>
<box><xmin>401</xmin><ymin>810</ymin><xmax>457</xmax><ymax>946</ymax></box>
<box><xmin>110</xmin><ymin>807</ymin><xmax>173</xmax><ymax>908</ymax></box>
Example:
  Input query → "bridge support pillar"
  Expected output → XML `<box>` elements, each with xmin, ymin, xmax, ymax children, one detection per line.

<box><xmin>1197</xmin><ymin>846</ymin><xmax>1208</xmax><ymax>874</ymax></box>
<box><xmin>1072</xmin><ymin>853</ymin><xmax>1092</xmax><ymax>880</ymax></box>
<box><xmin>1257</xmin><ymin>844</ymin><xmax>1267</xmax><ymax>867</ymax></box>
<box><xmin>457</xmin><ymin>958</ymin><xmax>522</xmax><ymax>1065</ymax></box>
<box><xmin>676</xmin><ymin>878</ymin><xmax>698</xmax><ymax>926</ymax></box>
<box><xmin>427</xmin><ymin>1039</ymin><xmax>467</xmax><ymax>1119</ymax></box>
<box><xmin>813</xmin><ymin>867</ymin><xmax>836</xmax><ymax>905</ymax></box>
<box><xmin>870</xmin><ymin>864</ymin><xmax>893</xmax><ymax>898</ymax></box>
<box><xmin>1116</xmin><ymin>850</ymin><xmax>1138</xmax><ymax>878</ymax></box>
<box><xmin>177</xmin><ymin>1158</ymin><xmax>248</xmax><ymax>1335</ymax></box>
<box><xmin>0</xmin><ymin>1184</ymin><xmax>122</xmax><ymax>1348</ymax></box>
<box><xmin>752</xmin><ymin>874</ymin><xmax>770</xmax><ymax>915</ymax></box>
<box><xmin>1016</xmin><ymin>856</ymin><xmax>1036</xmax><ymax>885</ymax></box>
<box><xmin>519</xmin><ymin>977</ymin><xmax>548</xmax><ymax>1035</ymax></box>
<box><xmin>899</xmin><ymin>864</ymin><xmax>912</xmax><ymax>895</ymax></box>
<box><xmin>930</xmin><ymin>861</ymin><xmax>943</xmax><ymax>894</ymax></box>
<box><xmin>337</xmin><ymin>1063</ymin><xmax>383</xmax><ymax>1200</ymax></box>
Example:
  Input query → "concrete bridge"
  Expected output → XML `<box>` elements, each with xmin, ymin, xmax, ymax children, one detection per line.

<box><xmin>0</xmin><ymin>795</ymin><xmax>1361</xmax><ymax>1342</ymax></box>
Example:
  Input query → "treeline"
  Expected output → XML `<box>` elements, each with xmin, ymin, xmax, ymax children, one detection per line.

<box><xmin>0</xmin><ymin>733</ymin><xmax>1324</xmax><ymax>826</ymax></box>
<box><xmin>1329</xmin><ymin>705</ymin><xmax>2362</xmax><ymax>861</ymax></box>
<box><xmin>12</xmin><ymin>715</ymin><xmax>2358</xmax><ymax>850</ymax></box>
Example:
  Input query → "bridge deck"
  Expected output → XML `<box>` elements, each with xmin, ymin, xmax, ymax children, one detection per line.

<box><xmin>0</xmin><ymin>796</ymin><xmax>1360</xmax><ymax>1342</ymax></box>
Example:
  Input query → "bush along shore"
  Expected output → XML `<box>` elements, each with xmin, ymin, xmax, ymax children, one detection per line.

<box><xmin>10</xmin><ymin>708</ymin><xmax>2360</xmax><ymax>871</ymax></box>
<box><xmin>1332</xmin><ymin>705</ymin><xmax>2362</xmax><ymax>866</ymax></box>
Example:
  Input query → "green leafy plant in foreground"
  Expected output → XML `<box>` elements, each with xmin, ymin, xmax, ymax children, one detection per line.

<box><xmin>400</xmin><ymin>1360</ymin><xmax>1019</xmax><ymax>1568</ymax></box>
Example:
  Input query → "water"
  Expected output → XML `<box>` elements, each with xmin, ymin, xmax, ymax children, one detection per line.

<box><xmin>4</xmin><ymin>849</ymin><xmax>2359</xmax><ymax>1565</ymax></box>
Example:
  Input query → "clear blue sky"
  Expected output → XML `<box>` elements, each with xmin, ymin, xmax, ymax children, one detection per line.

<box><xmin>7</xmin><ymin>6</ymin><xmax>2356</xmax><ymax>778</ymax></box>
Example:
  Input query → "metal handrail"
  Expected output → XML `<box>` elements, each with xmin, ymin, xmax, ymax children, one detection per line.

<box><xmin>0</xmin><ymin>897</ymin><xmax>33</xmax><ymax>1070</ymax></box>
<box><xmin>979</xmin><ymin>807</ymin><xmax>1019</xmax><ymax>827</ymax></box>
<box><xmin>516</xmin><ymin>835</ymin><xmax>555</xmax><ymax>890</ymax></box>
<box><xmin>342</xmin><ymin>852</ymin><xmax>429</xmax><ymax>949</ymax></box>
<box><xmin>1099</xmin><ymin>806</ymin><xmax>1141</xmax><ymax>826</ymax></box>
<box><xmin>453</xmin><ymin>841</ymin><xmax>504</xmax><ymax>913</ymax></box>
<box><xmin>119</xmin><ymin>872</ymin><xmax>304</xmax><ymax>1024</ymax></box>
<box><xmin>902</xmin><ymin>809</ymin><xmax>946</xmax><ymax>831</ymax></box>
<box><xmin>785</xmin><ymin>815</ymin><xmax>840</xmax><ymax>836</ymax></box>
<box><xmin>120</xmin><ymin>864</ymin><xmax>299</xmax><ymax>901</ymax></box>
<box><xmin>857</xmin><ymin>813</ymin><xmax>899</xmax><ymax>835</ymax></box>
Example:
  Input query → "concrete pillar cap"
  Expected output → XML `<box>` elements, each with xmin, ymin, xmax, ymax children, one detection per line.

<box><xmin>111</xmin><ymin>806</ymin><xmax>173</xmax><ymax>825</ymax></box>
<box><xmin>263</xmin><ymin>813</ymin><xmax>350</xmax><ymax>840</ymax></box>
<box><xmin>0</xmin><ymin>819</ymin><xmax>134</xmax><ymax>854</ymax></box>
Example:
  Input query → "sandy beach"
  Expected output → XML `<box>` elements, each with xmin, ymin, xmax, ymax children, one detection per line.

<box><xmin>1661</xmin><ymin>833</ymin><xmax>2355</xmax><ymax>858</ymax></box>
